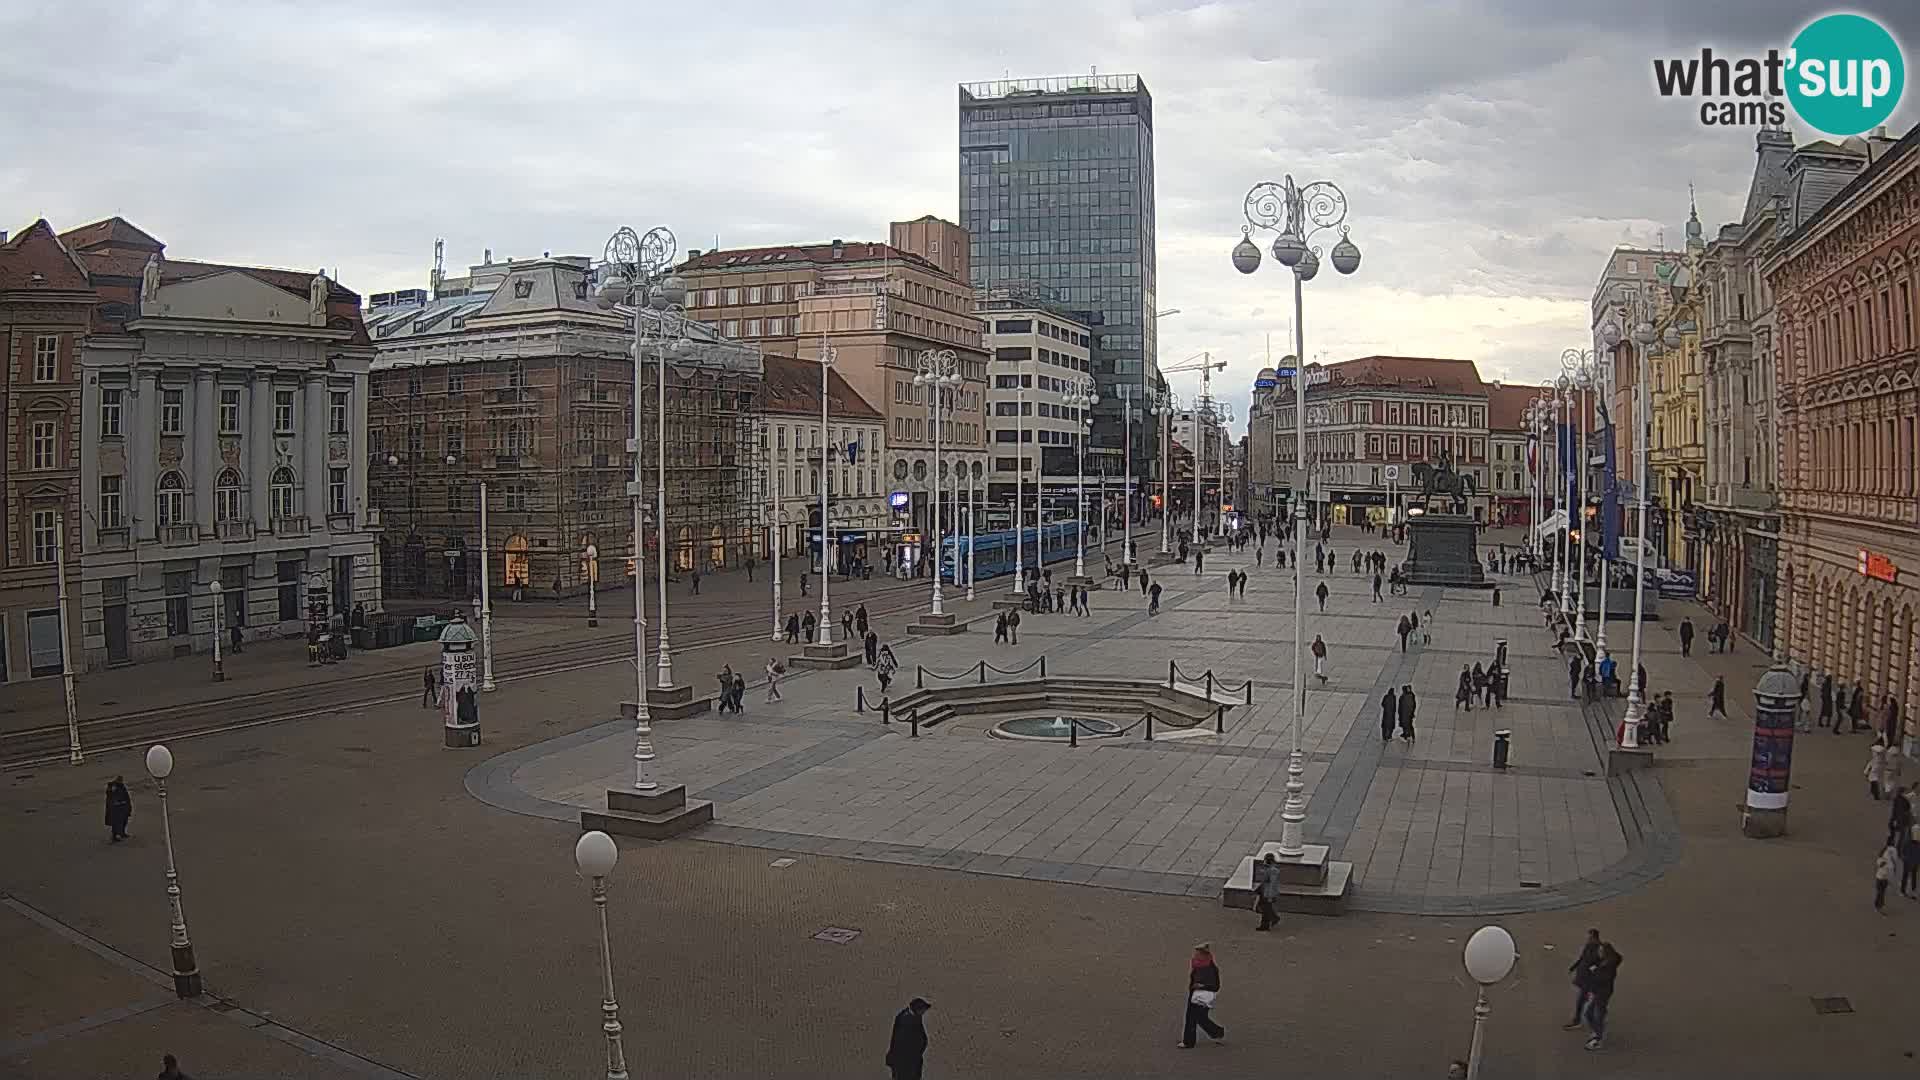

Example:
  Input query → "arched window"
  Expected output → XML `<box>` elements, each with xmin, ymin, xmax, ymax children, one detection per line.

<box><xmin>156</xmin><ymin>471</ymin><xmax>186</xmax><ymax>526</ymax></box>
<box><xmin>270</xmin><ymin>467</ymin><xmax>297</xmax><ymax>521</ymax></box>
<box><xmin>215</xmin><ymin>468</ymin><xmax>244</xmax><ymax>523</ymax></box>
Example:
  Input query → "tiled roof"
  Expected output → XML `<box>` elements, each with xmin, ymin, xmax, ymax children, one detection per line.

<box><xmin>1325</xmin><ymin>355</ymin><xmax>1488</xmax><ymax>394</ymax></box>
<box><xmin>0</xmin><ymin>219</ymin><xmax>94</xmax><ymax>291</ymax></box>
<box><xmin>681</xmin><ymin>241</ymin><xmax>940</xmax><ymax>275</ymax></box>
<box><xmin>58</xmin><ymin>216</ymin><xmax>164</xmax><ymax>255</ymax></box>
<box><xmin>760</xmin><ymin>353</ymin><xmax>882</xmax><ymax>420</ymax></box>
<box><xmin>1486</xmin><ymin>383</ymin><xmax>1545</xmax><ymax>432</ymax></box>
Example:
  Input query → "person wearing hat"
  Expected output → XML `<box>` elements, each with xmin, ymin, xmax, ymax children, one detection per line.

<box><xmin>1180</xmin><ymin>943</ymin><xmax>1225</xmax><ymax>1048</ymax></box>
<box><xmin>886</xmin><ymin>997</ymin><xmax>932</xmax><ymax>1080</ymax></box>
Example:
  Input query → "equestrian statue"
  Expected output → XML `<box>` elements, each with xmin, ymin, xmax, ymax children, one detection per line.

<box><xmin>1410</xmin><ymin>450</ymin><xmax>1475</xmax><ymax>515</ymax></box>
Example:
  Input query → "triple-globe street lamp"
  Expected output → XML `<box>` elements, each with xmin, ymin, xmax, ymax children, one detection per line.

<box><xmin>1063</xmin><ymin>376</ymin><xmax>1099</xmax><ymax>579</ymax></box>
<box><xmin>1600</xmin><ymin>304</ymin><xmax>1658</xmax><ymax>749</ymax></box>
<box><xmin>1232</xmin><ymin>173</ymin><xmax>1362</xmax><ymax>858</ymax></box>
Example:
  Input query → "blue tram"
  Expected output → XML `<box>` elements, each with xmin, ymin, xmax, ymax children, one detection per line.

<box><xmin>940</xmin><ymin>522</ymin><xmax>1082</xmax><ymax>581</ymax></box>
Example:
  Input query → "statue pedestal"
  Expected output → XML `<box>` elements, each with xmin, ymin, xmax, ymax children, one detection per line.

<box><xmin>1405</xmin><ymin>513</ymin><xmax>1492</xmax><ymax>589</ymax></box>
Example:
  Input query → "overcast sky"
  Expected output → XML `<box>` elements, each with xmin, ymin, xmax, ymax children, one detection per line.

<box><xmin>6</xmin><ymin>0</ymin><xmax>1915</xmax><ymax>435</ymax></box>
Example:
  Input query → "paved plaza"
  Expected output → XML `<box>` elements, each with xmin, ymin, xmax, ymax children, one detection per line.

<box><xmin>475</xmin><ymin>540</ymin><xmax>1659</xmax><ymax>914</ymax></box>
<box><xmin>3</xmin><ymin>526</ymin><xmax>1916</xmax><ymax>1078</ymax></box>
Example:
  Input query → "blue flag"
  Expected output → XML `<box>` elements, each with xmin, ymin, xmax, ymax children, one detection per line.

<box><xmin>1600</xmin><ymin>417</ymin><xmax>1619</xmax><ymax>560</ymax></box>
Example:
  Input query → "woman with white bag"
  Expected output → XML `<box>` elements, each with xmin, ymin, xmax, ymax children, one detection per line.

<box><xmin>1179</xmin><ymin>943</ymin><xmax>1225</xmax><ymax>1048</ymax></box>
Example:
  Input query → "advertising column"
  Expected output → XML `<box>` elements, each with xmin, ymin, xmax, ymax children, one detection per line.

<box><xmin>439</xmin><ymin>613</ymin><xmax>482</xmax><ymax>748</ymax></box>
<box><xmin>1743</xmin><ymin>663</ymin><xmax>1802</xmax><ymax>838</ymax></box>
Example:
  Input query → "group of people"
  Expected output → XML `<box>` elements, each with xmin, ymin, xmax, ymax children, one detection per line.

<box><xmin>1565</xmin><ymin>929</ymin><xmax>1626</xmax><ymax>1051</ymax></box>
<box><xmin>1022</xmin><ymin>567</ymin><xmax>1089</xmax><ymax>615</ymax></box>
<box><xmin>1380</xmin><ymin>685</ymin><xmax>1418</xmax><ymax>742</ymax></box>
<box><xmin>1453</xmin><ymin>660</ymin><xmax>1507</xmax><ymax>711</ymax></box>
<box><xmin>1676</xmin><ymin>615</ymin><xmax>1736</xmax><ymax>657</ymax></box>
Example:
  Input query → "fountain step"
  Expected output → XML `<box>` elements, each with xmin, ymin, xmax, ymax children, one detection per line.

<box><xmin>1222</xmin><ymin>846</ymin><xmax>1350</xmax><ymax>916</ymax></box>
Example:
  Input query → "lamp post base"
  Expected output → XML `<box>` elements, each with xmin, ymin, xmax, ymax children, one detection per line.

<box><xmin>170</xmin><ymin>945</ymin><xmax>202</xmax><ymax>999</ymax></box>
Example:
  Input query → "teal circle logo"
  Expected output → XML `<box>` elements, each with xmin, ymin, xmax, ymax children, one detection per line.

<box><xmin>1786</xmin><ymin>13</ymin><xmax>1905</xmax><ymax>136</ymax></box>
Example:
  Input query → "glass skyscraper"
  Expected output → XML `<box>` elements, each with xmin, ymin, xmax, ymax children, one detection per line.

<box><xmin>959</xmin><ymin>74</ymin><xmax>1158</xmax><ymax>472</ymax></box>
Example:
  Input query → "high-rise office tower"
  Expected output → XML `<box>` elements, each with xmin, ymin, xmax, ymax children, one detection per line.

<box><xmin>958</xmin><ymin>74</ymin><xmax>1158</xmax><ymax>481</ymax></box>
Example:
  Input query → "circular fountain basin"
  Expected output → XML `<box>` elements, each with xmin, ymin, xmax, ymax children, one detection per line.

<box><xmin>991</xmin><ymin>715</ymin><xmax>1124</xmax><ymax>741</ymax></box>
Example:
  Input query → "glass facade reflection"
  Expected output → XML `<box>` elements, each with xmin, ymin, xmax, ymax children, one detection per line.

<box><xmin>959</xmin><ymin>75</ymin><xmax>1157</xmax><ymax>468</ymax></box>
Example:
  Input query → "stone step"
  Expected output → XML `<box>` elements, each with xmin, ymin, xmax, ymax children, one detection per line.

<box><xmin>1222</xmin><ymin>851</ymin><xmax>1352</xmax><ymax>917</ymax></box>
<box><xmin>907</xmin><ymin>618</ymin><xmax>970</xmax><ymax>636</ymax></box>
<box><xmin>621</xmin><ymin>695</ymin><xmax>711</xmax><ymax>722</ymax></box>
<box><xmin>606</xmin><ymin>784</ymin><xmax>687</xmax><ymax>815</ymax></box>
<box><xmin>580</xmin><ymin>797</ymin><xmax>714</xmax><ymax>841</ymax></box>
<box><xmin>788</xmin><ymin>642</ymin><xmax>864</xmax><ymax>670</ymax></box>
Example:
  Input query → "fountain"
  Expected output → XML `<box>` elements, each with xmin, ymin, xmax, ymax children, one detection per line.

<box><xmin>992</xmin><ymin>715</ymin><xmax>1124</xmax><ymax>741</ymax></box>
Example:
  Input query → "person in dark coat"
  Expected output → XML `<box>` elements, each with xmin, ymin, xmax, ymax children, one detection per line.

<box><xmin>422</xmin><ymin>666</ymin><xmax>439</xmax><ymax>708</ymax></box>
<box><xmin>1707</xmin><ymin>676</ymin><xmax>1727</xmax><ymax>720</ymax></box>
<box><xmin>1886</xmin><ymin>694</ymin><xmax>1903</xmax><ymax>749</ymax></box>
<box><xmin>1180</xmin><ymin>944</ymin><xmax>1225</xmax><ymax>1048</ymax></box>
<box><xmin>1582</xmin><ymin>942</ymin><xmax>1623</xmax><ymax>1050</ymax></box>
<box><xmin>1564</xmin><ymin>928</ymin><xmax>1603</xmax><ymax>1027</ymax></box>
<box><xmin>885</xmin><ymin>998</ymin><xmax>932</xmax><ymax>1080</ymax></box>
<box><xmin>865</xmin><ymin>630</ymin><xmax>879</xmax><ymax>666</ymax></box>
<box><xmin>157</xmin><ymin>1053</ymin><xmax>192</xmax><ymax>1080</ymax></box>
<box><xmin>1456</xmin><ymin>666</ymin><xmax>1475</xmax><ymax>712</ymax></box>
<box><xmin>1568</xmin><ymin>654</ymin><xmax>1584</xmax><ymax>701</ymax></box>
<box><xmin>229</xmin><ymin>623</ymin><xmax>243</xmax><ymax>655</ymax></box>
<box><xmin>1380</xmin><ymin>688</ymin><xmax>1398</xmax><ymax>742</ymax></box>
<box><xmin>1397</xmin><ymin>684</ymin><xmax>1417</xmax><ymax>741</ymax></box>
<box><xmin>1678</xmin><ymin>617</ymin><xmax>1694</xmax><ymax>657</ymax></box>
<box><xmin>105</xmin><ymin>777</ymin><xmax>132</xmax><ymax>842</ymax></box>
<box><xmin>1851</xmin><ymin>685</ymin><xmax>1869</xmax><ymax>733</ymax></box>
<box><xmin>1820</xmin><ymin>674</ymin><xmax>1836</xmax><ymax>729</ymax></box>
<box><xmin>784</xmin><ymin>613</ymin><xmax>801</xmax><ymax>645</ymax></box>
<box><xmin>1889</xmin><ymin>782</ymin><xmax>1914</xmax><ymax>852</ymax></box>
<box><xmin>855</xmin><ymin>605</ymin><xmax>869</xmax><ymax>637</ymax></box>
<box><xmin>1396</xmin><ymin>615</ymin><xmax>1411</xmax><ymax>653</ymax></box>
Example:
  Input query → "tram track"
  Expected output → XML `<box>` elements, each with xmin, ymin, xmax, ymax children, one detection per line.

<box><xmin>1</xmin><ymin>582</ymin><xmax>938</xmax><ymax>770</ymax></box>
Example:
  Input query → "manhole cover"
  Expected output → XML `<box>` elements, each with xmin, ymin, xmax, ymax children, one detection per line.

<box><xmin>1811</xmin><ymin>996</ymin><xmax>1853</xmax><ymax>1015</ymax></box>
<box><xmin>813</xmin><ymin>926</ymin><xmax>861</xmax><ymax>944</ymax></box>
<box><xmin>770</xmin><ymin>858</ymin><xmax>797</xmax><ymax>869</ymax></box>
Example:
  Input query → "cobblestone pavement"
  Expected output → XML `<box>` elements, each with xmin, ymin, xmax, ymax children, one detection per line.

<box><xmin>477</xmin><ymin>534</ymin><xmax>1638</xmax><ymax>912</ymax></box>
<box><xmin>5</xmin><ymin>525</ymin><xmax>1917</xmax><ymax>1077</ymax></box>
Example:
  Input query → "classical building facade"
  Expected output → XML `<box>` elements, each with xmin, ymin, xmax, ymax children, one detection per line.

<box><xmin>1486</xmin><ymin>383</ymin><xmax>1540</xmax><ymax>528</ymax></box>
<box><xmin>1770</xmin><ymin>126</ymin><xmax>1919</xmax><ymax>736</ymax></box>
<box><xmin>1270</xmin><ymin>356</ymin><xmax>1493</xmax><ymax>526</ymax></box>
<box><xmin>364</xmin><ymin>252</ymin><xmax>762</xmax><ymax>601</ymax></box>
<box><xmin>61</xmin><ymin>218</ymin><xmax>381</xmax><ymax>669</ymax></box>
<box><xmin>0</xmin><ymin>222</ymin><xmax>90</xmax><ymax>687</ymax></box>
<box><xmin>760</xmin><ymin>353</ymin><xmax>885</xmax><ymax>569</ymax></box>
<box><xmin>1648</xmin><ymin>207</ymin><xmax>1708</xmax><ymax>573</ymax></box>
<box><xmin>680</xmin><ymin>233</ymin><xmax>989</xmax><ymax>544</ymax></box>
<box><xmin>1698</xmin><ymin>125</ymin><xmax>1794</xmax><ymax>647</ymax></box>
<box><xmin>1593</xmin><ymin>246</ymin><xmax>1676</xmax><ymax>506</ymax></box>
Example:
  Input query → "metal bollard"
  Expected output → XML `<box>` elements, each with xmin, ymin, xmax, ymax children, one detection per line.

<box><xmin>1168</xmin><ymin>660</ymin><xmax>1176</xmax><ymax>689</ymax></box>
<box><xmin>1207</xmin><ymin>672</ymin><xmax>1216</xmax><ymax>700</ymax></box>
<box><xmin>881</xmin><ymin>697</ymin><xmax>890</xmax><ymax>725</ymax></box>
<box><xmin>1145</xmin><ymin>713</ymin><xmax>1155</xmax><ymax>741</ymax></box>
<box><xmin>1245</xmin><ymin>681</ymin><xmax>1253</xmax><ymax>707</ymax></box>
<box><xmin>1040</xmin><ymin>655</ymin><xmax>1047</xmax><ymax>678</ymax></box>
<box><xmin>978</xmin><ymin>660</ymin><xmax>986</xmax><ymax>684</ymax></box>
<box><xmin>1069</xmin><ymin>719</ymin><xmax>1078</xmax><ymax>747</ymax></box>
<box><xmin>916</xmin><ymin>666</ymin><xmax>924</xmax><ymax>690</ymax></box>
<box><xmin>856</xmin><ymin>685</ymin><xmax>866</xmax><ymax>713</ymax></box>
<box><xmin>1216</xmin><ymin>705</ymin><xmax>1225</xmax><ymax>733</ymax></box>
<box><xmin>909</xmin><ymin>713</ymin><xmax>919</xmax><ymax>738</ymax></box>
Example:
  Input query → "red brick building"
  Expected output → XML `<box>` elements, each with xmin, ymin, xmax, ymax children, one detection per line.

<box><xmin>0</xmin><ymin>222</ymin><xmax>92</xmax><ymax>687</ymax></box>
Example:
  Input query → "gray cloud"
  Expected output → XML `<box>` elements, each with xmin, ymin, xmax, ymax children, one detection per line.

<box><xmin>3</xmin><ymin>0</ymin><xmax>1915</xmax><ymax>441</ymax></box>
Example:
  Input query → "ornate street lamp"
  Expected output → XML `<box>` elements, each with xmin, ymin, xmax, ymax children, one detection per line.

<box><xmin>595</xmin><ymin>224</ymin><xmax>677</xmax><ymax>790</ymax></box>
<box><xmin>914</xmin><ymin>350</ymin><xmax>960</xmax><ymax>616</ymax></box>
<box><xmin>1064</xmin><ymin>376</ymin><xmax>1098</xmax><ymax>580</ymax></box>
<box><xmin>1232</xmin><ymin>173</ymin><xmax>1361</xmax><ymax>858</ymax></box>
<box><xmin>1462</xmin><ymin>925</ymin><xmax>1518</xmax><ymax>1079</ymax></box>
<box><xmin>573</xmin><ymin>831</ymin><xmax>630</xmax><ymax>1080</ymax></box>
<box><xmin>144</xmin><ymin>744</ymin><xmax>202</xmax><ymax>998</ymax></box>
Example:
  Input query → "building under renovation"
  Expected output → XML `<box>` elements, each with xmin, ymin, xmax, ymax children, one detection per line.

<box><xmin>364</xmin><ymin>250</ymin><xmax>762</xmax><ymax>602</ymax></box>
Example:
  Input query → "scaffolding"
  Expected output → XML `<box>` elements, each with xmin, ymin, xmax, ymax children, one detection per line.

<box><xmin>366</xmin><ymin>307</ymin><xmax>762</xmax><ymax>603</ymax></box>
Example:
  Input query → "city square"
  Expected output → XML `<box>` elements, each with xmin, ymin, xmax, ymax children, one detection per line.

<box><xmin>6</xmin><ymin>3</ymin><xmax>1920</xmax><ymax>1077</ymax></box>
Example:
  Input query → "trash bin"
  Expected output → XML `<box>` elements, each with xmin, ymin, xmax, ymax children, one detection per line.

<box><xmin>1493</xmin><ymin>729</ymin><xmax>1512</xmax><ymax>770</ymax></box>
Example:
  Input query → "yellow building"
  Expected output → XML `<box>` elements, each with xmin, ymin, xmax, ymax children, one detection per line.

<box><xmin>1647</xmin><ymin>200</ymin><xmax>1709</xmax><ymax>572</ymax></box>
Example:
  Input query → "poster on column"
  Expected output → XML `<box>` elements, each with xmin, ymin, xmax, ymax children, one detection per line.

<box><xmin>1746</xmin><ymin>706</ymin><xmax>1794</xmax><ymax>810</ymax></box>
<box><xmin>441</xmin><ymin>626</ymin><xmax>481</xmax><ymax>747</ymax></box>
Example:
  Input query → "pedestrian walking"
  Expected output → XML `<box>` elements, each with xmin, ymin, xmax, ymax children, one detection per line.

<box><xmin>1315</xmin><ymin>581</ymin><xmax>1329</xmax><ymax>613</ymax></box>
<box><xmin>765</xmin><ymin>658</ymin><xmax>784</xmax><ymax>702</ymax></box>
<box><xmin>1179</xmin><ymin>944</ymin><xmax>1225</xmax><ymax>1048</ymax></box>
<box><xmin>1398</xmin><ymin>684</ymin><xmax>1417</xmax><ymax>741</ymax></box>
<box><xmin>1371</xmin><ymin>572</ymin><xmax>1383</xmax><ymax>602</ymax></box>
<box><xmin>715</xmin><ymin>666</ymin><xmax>739</xmax><ymax>714</ymax></box>
<box><xmin>1563</xmin><ymin>929</ymin><xmax>1603</xmax><ymax>1028</ymax></box>
<box><xmin>841</xmin><ymin>610</ymin><xmax>854</xmax><ymax>641</ymax></box>
<box><xmin>745</xmin><ymin>556</ymin><xmax>755</xmax><ymax>583</ymax></box>
<box><xmin>1876</xmin><ymin>843</ymin><xmax>1898</xmax><ymax>913</ymax></box>
<box><xmin>1797</xmin><ymin>671</ymin><xmax>1813</xmax><ymax>732</ymax></box>
<box><xmin>1456</xmin><ymin>665</ymin><xmax>1475</xmax><ymax>712</ymax></box>
<box><xmin>689</xmin><ymin>567</ymin><xmax>701</xmax><ymax>595</ymax></box>
<box><xmin>1820</xmin><ymin>674</ymin><xmax>1836</xmax><ymax>729</ymax></box>
<box><xmin>1310</xmin><ymin>635</ymin><xmax>1328</xmax><ymax>681</ymax></box>
<box><xmin>422</xmin><ymin>666</ymin><xmax>439</xmax><ymax>708</ymax></box>
<box><xmin>1194</xmin><ymin>550</ymin><xmax>1205</xmax><ymax>575</ymax></box>
<box><xmin>801</xmin><ymin>611</ymin><xmax>816</xmax><ymax>641</ymax></box>
<box><xmin>1078</xmin><ymin>585</ymin><xmax>1091</xmax><ymax>614</ymax></box>
<box><xmin>1139</xmin><ymin>569</ymin><xmax>1150</xmax><ymax>596</ymax></box>
<box><xmin>1707</xmin><ymin>676</ymin><xmax>1728</xmax><ymax>720</ymax></box>
<box><xmin>1902</xmin><ymin>806</ymin><xmax>1920</xmax><ymax>899</ymax></box>
<box><xmin>1581</xmin><ymin>942</ymin><xmax>1623</xmax><ymax>1051</ymax></box>
<box><xmin>1397</xmin><ymin>615</ymin><xmax>1411</xmax><ymax>652</ymax></box>
<box><xmin>1352</xmin><ymin>550</ymin><xmax>1363</xmax><ymax>574</ymax></box>
<box><xmin>1886</xmin><ymin>694</ymin><xmax>1903</xmax><ymax>748</ymax></box>
<box><xmin>1007</xmin><ymin>608</ymin><xmax>1021</xmax><ymax>644</ymax></box>
<box><xmin>1868</xmin><ymin>739</ymin><xmax>1889</xmax><ymax>800</ymax></box>
<box><xmin>885</xmin><ymin>997</ymin><xmax>932</xmax><ymax>1080</ymax></box>
<box><xmin>1225</xmin><ymin>570</ymin><xmax>1238</xmax><ymax>597</ymax></box>
<box><xmin>994</xmin><ymin>611</ymin><xmax>1009</xmax><ymax>644</ymax></box>
<box><xmin>1380</xmin><ymin>687</ymin><xmax>1398</xmax><ymax>742</ymax></box>
<box><xmin>157</xmin><ymin>1053</ymin><xmax>192</xmax><ymax>1080</ymax></box>
<box><xmin>228</xmin><ymin>623</ymin><xmax>243</xmax><ymax>655</ymax></box>
<box><xmin>1716</xmin><ymin>619</ymin><xmax>1733</xmax><ymax>653</ymax></box>
<box><xmin>784</xmin><ymin>613</ymin><xmax>801</xmax><ymax>644</ymax></box>
<box><xmin>1889</xmin><ymin>781</ymin><xmax>1914</xmax><ymax>851</ymax></box>
<box><xmin>1255</xmin><ymin>547</ymin><xmax>1263</xmax><ymax>568</ymax></box>
<box><xmin>1252</xmin><ymin>853</ymin><xmax>1282</xmax><ymax>931</ymax></box>
<box><xmin>104</xmin><ymin>776</ymin><xmax>132</xmax><ymax>842</ymax></box>
<box><xmin>1679</xmin><ymin>617</ymin><xmax>1694</xmax><ymax>657</ymax></box>
<box><xmin>1421</xmin><ymin>608</ymin><xmax>1433</xmax><ymax>645</ymax></box>
<box><xmin>864</xmin><ymin>630</ymin><xmax>879</xmax><ymax>666</ymax></box>
<box><xmin>1568</xmin><ymin>654</ymin><xmax>1584</xmax><ymax>701</ymax></box>
<box><xmin>1851</xmin><ymin>684</ymin><xmax>1869</xmax><ymax>733</ymax></box>
<box><xmin>1148</xmin><ymin>582</ymin><xmax>1163</xmax><ymax>615</ymax></box>
<box><xmin>798</xmin><ymin>570</ymin><xmax>809</xmax><ymax>597</ymax></box>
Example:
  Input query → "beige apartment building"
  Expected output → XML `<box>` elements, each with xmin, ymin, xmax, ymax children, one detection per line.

<box><xmin>680</xmin><ymin>221</ymin><xmax>989</xmax><ymax>548</ymax></box>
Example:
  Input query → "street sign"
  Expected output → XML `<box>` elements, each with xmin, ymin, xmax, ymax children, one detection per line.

<box><xmin>1384</xmin><ymin>465</ymin><xmax>1400</xmax><ymax>481</ymax></box>
<box><xmin>1275</xmin><ymin>367</ymin><xmax>1298</xmax><ymax>378</ymax></box>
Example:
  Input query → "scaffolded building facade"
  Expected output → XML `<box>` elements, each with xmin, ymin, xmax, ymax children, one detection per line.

<box><xmin>364</xmin><ymin>254</ymin><xmax>761</xmax><ymax>602</ymax></box>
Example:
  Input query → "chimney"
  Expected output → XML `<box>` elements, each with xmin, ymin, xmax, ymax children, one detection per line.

<box><xmin>483</xmin><ymin>248</ymin><xmax>493</xmax><ymax>264</ymax></box>
<box><xmin>687</xmin><ymin>248</ymin><xmax>702</xmax><ymax>259</ymax></box>
<box><xmin>831</xmin><ymin>239</ymin><xmax>845</xmax><ymax>260</ymax></box>
<box><xmin>0</xmin><ymin>230</ymin><xmax>8</xmax><ymax>244</ymax></box>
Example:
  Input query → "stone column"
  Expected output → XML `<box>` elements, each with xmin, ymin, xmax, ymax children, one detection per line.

<box><xmin>303</xmin><ymin>374</ymin><xmax>327</xmax><ymax>522</ymax></box>
<box><xmin>250</xmin><ymin>376</ymin><xmax>275</xmax><ymax>524</ymax></box>
<box><xmin>134</xmin><ymin>370</ymin><xmax>159</xmax><ymax>534</ymax></box>
<box><xmin>193</xmin><ymin>373</ymin><xmax>216</xmax><ymax>533</ymax></box>
<box><xmin>348</xmin><ymin>379</ymin><xmax>368</xmax><ymax>527</ymax></box>
<box><xmin>1744</xmin><ymin>663</ymin><xmax>1801</xmax><ymax>838</ymax></box>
